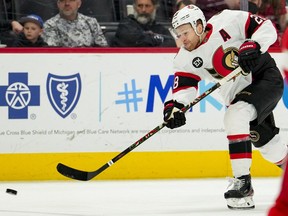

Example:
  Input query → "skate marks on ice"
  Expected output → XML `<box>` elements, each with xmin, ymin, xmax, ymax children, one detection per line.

<box><xmin>0</xmin><ymin>178</ymin><xmax>281</xmax><ymax>216</ymax></box>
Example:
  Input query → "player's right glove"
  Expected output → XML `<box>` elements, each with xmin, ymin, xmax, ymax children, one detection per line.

<box><xmin>238</xmin><ymin>40</ymin><xmax>261</xmax><ymax>76</ymax></box>
<box><xmin>163</xmin><ymin>100</ymin><xmax>186</xmax><ymax>129</ymax></box>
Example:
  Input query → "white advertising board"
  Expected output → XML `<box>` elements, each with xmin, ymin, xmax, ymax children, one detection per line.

<box><xmin>0</xmin><ymin>51</ymin><xmax>287</xmax><ymax>153</ymax></box>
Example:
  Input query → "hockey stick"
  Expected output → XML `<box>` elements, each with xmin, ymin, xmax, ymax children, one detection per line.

<box><xmin>57</xmin><ymin>66</ymin><xmax>243</xmax><ymax>181</ymax></box>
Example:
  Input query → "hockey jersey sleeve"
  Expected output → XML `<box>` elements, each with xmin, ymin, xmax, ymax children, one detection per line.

<box><xmin>170</xmin><ymin>42</ymin><xmax>214</xmax><ymax>105</ymax></box>
<box><xmin>172</xmin><ymin>71</ymin><xmax>200</xmax><ymax>105</ymax></box>
<box><xmin>171</xmin><ymin>52</ymin><xmax>202</xmax><ymax>105</ymax></box>
<box><xmin>242</xmin><ymin>12</ymin><xmax>277</xmax><ymax>53</ymax></box>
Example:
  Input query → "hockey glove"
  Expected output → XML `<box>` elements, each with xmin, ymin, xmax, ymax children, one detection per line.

<box><xmin>238</xmin><ymin>40</ymin><xmax>261</xmax><ymax>76</ymax></box>
<box><xmin>163</xmin><ymin>100</ymin><xmax>186</xmax><ymax>129</ymax></box>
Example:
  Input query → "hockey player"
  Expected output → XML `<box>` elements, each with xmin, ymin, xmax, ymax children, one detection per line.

<box><xmin>268</xmin><ymin>162</ymin><xmax>288</xmax><ymax>215</ymax></box>
<box><xmin>267</xmin><ymin>27</ymin><xmax>288</xmax><ymax>216</ymax></box>
<box><xmin>163</xmin><ymin>5</ymin><xmax>288</xmax><ymax>209</ymax></box>
<box><xmin>283</xmin><ymin>28</ymin><xmax>288</xmax><ymax>81</ymax></box>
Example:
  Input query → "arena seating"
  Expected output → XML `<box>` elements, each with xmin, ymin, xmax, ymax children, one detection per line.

<box><xmin>12</xmin><ymin>0</ymin><xmax>58</xmax><ymax>21</ymax></box>
<box><xmin>79</xmin><ymin>0</ymin><xmax>117</xmax><ymax>22</ymax></box>
<box><xmin>0</xmin><ymin>0</ymin><xmax>173</xmax><ymax>47</ymax></box>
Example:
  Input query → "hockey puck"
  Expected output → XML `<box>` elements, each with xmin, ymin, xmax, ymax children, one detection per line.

<box><xmin>6</xmin><ymin>188</ymin><xmax>17</xmax><ymax>195</ymax></box>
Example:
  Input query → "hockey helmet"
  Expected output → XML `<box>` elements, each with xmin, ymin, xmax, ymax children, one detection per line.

<box><xmin>172</xmin><ymin>5</ymin><xmax>206</xmax><ymax>35</ymax></box>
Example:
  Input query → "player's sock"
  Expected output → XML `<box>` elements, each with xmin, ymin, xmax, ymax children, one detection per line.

<box><xmin>228</xmin><ymin>135</ymin><xmax>252</xmax><ymax>177</ymax></box>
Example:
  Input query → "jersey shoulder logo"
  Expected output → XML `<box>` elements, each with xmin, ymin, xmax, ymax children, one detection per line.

<box><xmin>192</xmin><ymin>57</ymin><xmax>203</xmax><ymax>68</ymax></box>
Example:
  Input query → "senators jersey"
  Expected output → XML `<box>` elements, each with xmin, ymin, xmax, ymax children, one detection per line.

<box><xmin>172</xmin><ymin>9</ymin><xmax>277</xmax><ymax>106</ymax></box>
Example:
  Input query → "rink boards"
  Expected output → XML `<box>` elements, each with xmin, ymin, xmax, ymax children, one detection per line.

<box><xmin>0</xmin><ymin>48</ymin><xmax>286</xmax><ymax>181</ymax></box>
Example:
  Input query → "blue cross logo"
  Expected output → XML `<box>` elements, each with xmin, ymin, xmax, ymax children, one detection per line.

<box><xmin>0</xmin><ymin>73</ymin><xmax>40</xmax><ymax>119</ymax></box>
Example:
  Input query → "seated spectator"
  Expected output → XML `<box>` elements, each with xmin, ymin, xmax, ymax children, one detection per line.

<box><xmin>42</xmin><ymin>0</ymin><xmax>108</xmax><ymax>47</ymax></box>
<box><xmin>0</xmin><ymin>20</ymin><xmax>23</xmax><ymax>33</ymax></box>
<box><xmin>174</xmin><ymin>0</ymin><xmax>240</xmax><ymax>20</ymax></box>
<box><xmin>258</xmin><ymin>0</ymin><xmax>287</xmax><ymax>33</ymax></box>
<box><xmin>257</xmin><ymin>0</ymin><xmax>287</xmax><ymax>47</ymax></box>
<box><xmin>111</xmin><ymin>0</ymin><xmax>176</xmax><ymax>47</ymax></box>
<box><xmin>12</xmin><ymin>14</ymin><xmax>47</xmax><ymax>47</ymax></box>
<box><xmin>248</xmin><ymin>0</ymin><xmax>262</xmax><ymax>13</ymax></box>
<box><xmin>0</xmin><ymin>20</ymin><xmax>23</xmax><ymax>47</ymax></box>
<box><xmin>174</xmin><ymin>0</ymin><xmax>195</xmax><ymax>12</ymax></box>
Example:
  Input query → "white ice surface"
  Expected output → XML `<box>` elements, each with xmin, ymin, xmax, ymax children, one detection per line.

<box><xmin>0</xmin><ymin>178</ymin><xmax>282</xmax><ymax>216</ymax></box>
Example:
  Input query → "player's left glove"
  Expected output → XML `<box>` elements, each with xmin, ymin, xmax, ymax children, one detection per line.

<box><xmin>163</xmin><ymin>100</ymin><xmax>186</xmax><ymax>129</ymax></box>
<box><xmin>238</xmin><ymin>40</ymin><xmax>261</xmax><ymax>76</ymax></box>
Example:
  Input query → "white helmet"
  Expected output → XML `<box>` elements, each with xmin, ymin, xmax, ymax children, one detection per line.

<box><xmin>172</xmin><ymin>4</ymin><xmax>207</xmax><ymax>36</ymax></box>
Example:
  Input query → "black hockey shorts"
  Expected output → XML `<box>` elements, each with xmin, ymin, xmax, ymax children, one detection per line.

<box><xmin>232</xmin><ymin>66</ymin><xmax>284</xmax><ymax>147</ymax></box>
<box><xmin>233</xmin><ymin>66</ymin><xmax>284</xmax><ymax>126</ymax></box>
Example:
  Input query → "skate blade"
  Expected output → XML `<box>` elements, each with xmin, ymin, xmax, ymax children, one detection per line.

<box><xmin>226</xmin><ymin>196</ymin><xmax>255</xmax><ymax>210</ymax></box>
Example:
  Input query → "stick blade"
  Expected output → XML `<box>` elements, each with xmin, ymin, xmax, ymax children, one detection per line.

<box><xmin>57</xmin><ymin>163</ymin><xmax>89</xmax><ymax>181</ymax></box>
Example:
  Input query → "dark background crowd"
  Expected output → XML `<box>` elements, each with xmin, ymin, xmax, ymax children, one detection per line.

<box><xmin>0</xmin><ymin>0</ymin><xmax>287</xmax><ymax>47</ymax></box>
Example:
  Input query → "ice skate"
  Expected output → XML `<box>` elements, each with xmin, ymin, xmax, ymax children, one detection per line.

<box><xmin>224</xmin><ymin>174</ymin><xmax>255</xmax><ymax>210</ymax></box>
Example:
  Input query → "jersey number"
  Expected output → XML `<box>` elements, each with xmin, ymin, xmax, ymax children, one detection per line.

<box><xmin>250</xmin><ymin>14</ymin><xmax>265</xmax><ymax>25</ymax></box>
<box><xmin>173</xmin><ymin>76</ymin><xmax>179</xmax><ymax>89</ymax></box>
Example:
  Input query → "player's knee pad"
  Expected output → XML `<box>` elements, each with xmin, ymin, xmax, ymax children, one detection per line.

<box><xmin>224</xmin><ymin>101</ymin><xmax>256</xmax><ymax>135</ymax></box>
<box><xmin>250</xmin><ymin>113</ymin><xmax>279</xmax><ymax>148</ymax></box>
<box><xmin>257</xmin><ymin>134</ymin><xmax>288</xmax><ymax>164</ymax></box>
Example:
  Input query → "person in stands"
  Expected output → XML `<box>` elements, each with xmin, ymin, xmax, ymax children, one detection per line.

<box><xmin>112</xmin><ymin>0</ymin><xmax>176</xmax><ymax>47</ymax></box>
<box><xmin>42</xmin><ymin>0</ymin><xmax>108</xmax><ymax>47</ymax></box>
<box><xmin>174</xmin><ymin>0</ymin><xmax>240</xmax><ymax>20</ymax></box>
<box><xmin>257</xmin><ymin>0</ymin><xmax>287</xmax><ymax>47</ymax></box>
<box><xmin>0</xmin><ymin>20</ymin><xmax>23</xmax><ymax>33</ymax></box>
<box><xmin>12</xmin><ymin>14</ymin><xmax>47</xmax><ymax>47</ymax></box>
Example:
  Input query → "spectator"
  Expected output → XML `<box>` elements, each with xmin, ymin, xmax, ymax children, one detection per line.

<box><xmin>12</xmin><ymin>14</ymin><xmax>47</xmax><ymax>47</ymax></box>
<box><xmin>267</xmin><ymin>28</ymin><xmax>288</xmax><ymax>216</ymax></box>
<box><xmin>42</xmin><ymin>0</ymin><xmax>108</xmax><ymax>47</ymax></box>
<box><xmin>0</xmin><ymin>20</ymin><xmax>23</xmax><ymax>33</ymax></box>
<box><xmin>0</xmin><ymin>19</ymin><xmax>23</xmax><ymax>47</ymax></box>
<box><xmin>257</xmin><ymin>0</ymin><xmax>287</xmax><ymax>46</ymax></box>
<box><xmin>111</xmin><ymin>0</ymin><xmax>176</xmax><ymax>47</ymax></box>
<box><xmin>248</xmin><ymin>0</ymin><xmax>262</xmax><ymax>13</ymax></box>
<box><xmin>174</xmin><ymin>0</ymin><xmax>195</xmax><ymax>12</ymax></box>
<box><xmin>174</xmin><ymin>0</ymin><xmax>240</xmax><ymax>20</ymax></box>
<box><xmin>258</xmin><ymin>0</ymin><xmax>287</xmax><ymax>33</ymax></box>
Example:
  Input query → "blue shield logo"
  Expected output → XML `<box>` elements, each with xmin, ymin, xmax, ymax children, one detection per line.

<box><xmin>47</xmin><ymin>73</ymin><xmax>81</xmax><ymax>118</ymax></box>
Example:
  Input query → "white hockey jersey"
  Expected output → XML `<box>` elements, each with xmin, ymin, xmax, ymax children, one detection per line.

<box><xmin>172</xmin><ymin>9</ymin><xmax>277</xmax><ymax>106</ymax></box>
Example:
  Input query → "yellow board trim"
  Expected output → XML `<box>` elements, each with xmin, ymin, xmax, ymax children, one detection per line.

<box><xmin>0</xmin><ymin>150</ymin><xmax>281</xmax><ymax>181</ymax></box>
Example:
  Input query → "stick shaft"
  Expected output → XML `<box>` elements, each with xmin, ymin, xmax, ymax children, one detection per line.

<box><xmin>57</xmin><ymin>67</ymin><xmax>242</xmax><ymax>181</ymax></box>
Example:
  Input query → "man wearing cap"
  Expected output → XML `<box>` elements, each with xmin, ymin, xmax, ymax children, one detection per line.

<box><xmin>12</xmin><ymin>14</ymin><xmax>47</xmax><ymax>47</ymax></box>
